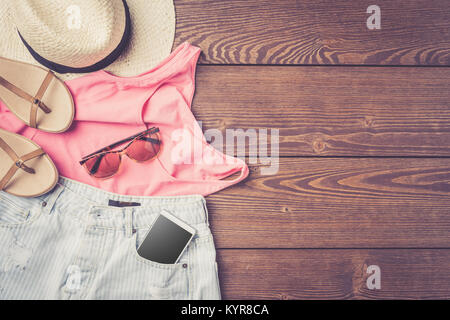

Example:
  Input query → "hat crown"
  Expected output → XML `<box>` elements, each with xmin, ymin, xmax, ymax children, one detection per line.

<box><xmin>12</xmin><ymin>0</ymin><xmax>126</xmax><ymax>68</ymax></box>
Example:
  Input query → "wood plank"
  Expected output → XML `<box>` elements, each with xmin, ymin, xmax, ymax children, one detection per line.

<box><xmin>193</xmin><ymin>65</ymin><xmax>450</xmax><ymax>156</ymax></box>
<box><xmin>207</xmin><ymin>158</ymin><xmax>450</xmax><ymax>248</ymax></box>
<box><xmin>217</xmin><ymin>249</ymin><xmax>450</xmax><ymax>299</ymax></box>
<box><xmin>175</xmin><ymin>0</ymin><xmax>450</xmax><ymax>65</ymax></box>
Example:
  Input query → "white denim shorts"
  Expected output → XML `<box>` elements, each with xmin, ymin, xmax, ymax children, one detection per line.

<box><xmin>0</xmin><ymin>177</ymin><xmax>221</xmax><ymax>300</ymax></box>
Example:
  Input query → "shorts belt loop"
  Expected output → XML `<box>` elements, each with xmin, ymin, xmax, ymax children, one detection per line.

<box><xmin>41</xmin><ymin>183</ymin><xmax>64</xmax><ymax>215</ymax></box>
<box><xmin>201</xmin><ymin>196</ymin><xmax>210</xmax><ymax>226</ymax></box>
<box><xmin>125</xmin><ymin>209</ymin><xmax>133</xmax><ymax>238</ymax></box>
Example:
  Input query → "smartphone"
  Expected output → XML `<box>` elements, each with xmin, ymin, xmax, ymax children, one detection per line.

<box><xmin>137</xmin><ymin>210</ymin><xmax>196</xmax><ymax>264</ymax></box>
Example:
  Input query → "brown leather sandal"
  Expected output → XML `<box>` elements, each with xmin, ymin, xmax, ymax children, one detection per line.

<box><xmin>0</xmin><ymin>57</ymin><xmax>74</xmax><ymax>133</ymax></box>
<box><xmin>0</xmin><ymin>129</ymin><xmax>58</xmax><ymax>197</ymax></box>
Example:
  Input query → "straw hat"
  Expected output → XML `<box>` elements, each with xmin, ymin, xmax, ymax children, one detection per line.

<box><xmin>0</xmin><ymin>0</ymin><xmax>176</xmax><ymax>81</ymax></box>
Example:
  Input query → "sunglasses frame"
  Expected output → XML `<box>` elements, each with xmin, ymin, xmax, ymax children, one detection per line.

<box><xmin>79</xmin><ymin>127</ymin><xmax>162</xmax><ymax>179</ymax></box>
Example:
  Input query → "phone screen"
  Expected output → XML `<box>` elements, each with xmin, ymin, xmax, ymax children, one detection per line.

<box><xmin>137</xmin><ymin>214</ymin><xmax>194</xmax><ymax>264</ymax></box>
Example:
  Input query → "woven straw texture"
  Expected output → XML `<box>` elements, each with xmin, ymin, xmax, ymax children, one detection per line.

<box><xmin>0</xmin><ymin>0</ymin><xmax>176</xmax><ymax>81</ymax></box>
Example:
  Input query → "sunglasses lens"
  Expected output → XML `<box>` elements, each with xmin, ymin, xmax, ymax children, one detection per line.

<box><xmin>83</xmin><ymin>153</ymin><xmax>121</xmax><ymax>178</ymax></box>
<box><xmin>127</xmin><ymin>132</ymin><xmax>161</xmax><ymax>162</ymax></box>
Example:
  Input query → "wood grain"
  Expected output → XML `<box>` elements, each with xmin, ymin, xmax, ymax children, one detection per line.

<box><xmin>208</xmin><ymin>158</ymin><xmax>450</xmax><ymax>248</ymax></box>
<box><xmin>175</xmin><ymin>0</ymin><xmax>450</xmax><ymax>65</ymax></box>
<box><xmin>193</xmin><ymin>65</ymin><xmax>450</xmax><ymax>156</ymax></box>
<box><xmin>217</xmin><ymin>249</ymin><xmax>450</xmax><ymax>299</ymax></box>
<box><xmin>175</xmin><ymin>0</ymin><xmax>450</xmax><ymax>299</ymax></box>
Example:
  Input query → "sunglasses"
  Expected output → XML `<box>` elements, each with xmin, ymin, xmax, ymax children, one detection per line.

<box><xmin>79</xmin><ymin>127</ymin><xmax>161</xmax><ymax>179</ymax></box>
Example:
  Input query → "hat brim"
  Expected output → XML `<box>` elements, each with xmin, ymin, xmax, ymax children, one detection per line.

<box><xmin>0</xmin><ymin>0</ymin><xmax>176</xmax><ymax>81</ymax></box>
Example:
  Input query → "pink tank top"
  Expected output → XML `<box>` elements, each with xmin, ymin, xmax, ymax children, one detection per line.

<box><xmin>0</xmin><ymin>42</ymin><xmax>248</xmax><ymax>196</ymax></box>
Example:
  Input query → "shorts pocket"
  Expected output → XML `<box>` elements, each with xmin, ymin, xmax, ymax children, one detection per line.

<box><xmin>132</xmin><ymin>220</ymin><xmax>213</xmax><ymax>268</ymax></box>
<box><xmin>0</xmin><ymin>193</ymin><xmax>33</xmax><ymax>226</ymax></box>
<box><xmin>131</xmin><ymin>229</ymin><xmax>188</xmax><ymax>270</ymax></box>
<box><xmin>129</xmin><ymin>229</ymin><xmax>191</xmax><ymax>299</ymax></box>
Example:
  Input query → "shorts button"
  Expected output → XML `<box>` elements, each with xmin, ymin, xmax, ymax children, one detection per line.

<box><xmin>42</xmin><ymin>201</ymin><xmax>47</xmax><ymax>207</ymax></box>
<box><xmin>182</xmin><ymin>263</ymin><xmax>188</xmax><ymax>269</ymax></box>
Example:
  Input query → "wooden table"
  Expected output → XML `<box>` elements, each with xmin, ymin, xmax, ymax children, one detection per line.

<box><xmin>174</xmin><ymin>0</ymin><xmax>450</xmax><ymax>299</ymax></box>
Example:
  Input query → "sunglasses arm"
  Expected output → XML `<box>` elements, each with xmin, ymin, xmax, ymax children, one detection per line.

<box><xmin>80</xmin><ymin>127</ymin><xmax>159</xmax><ymax>162</ymax></box>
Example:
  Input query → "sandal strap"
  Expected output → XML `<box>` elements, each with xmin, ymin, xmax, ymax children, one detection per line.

<box><xmin>30</xmin><ymin>71</ymin><xmax>53</xmax><ymax>128</ymax></box>
<box><xmin>0</xmin><ymin>71</ymin><xmax>53</xmax><ymax>129</ymax></box>
<box><xmin>0</xmin><ymin>136</ymin><xmax>19</xmax><ymax>163</ymax></box>
<box><xmin>0</xmin><ymin>137</ymin><xmax>45</xmax><ymax>191</ymax></box>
